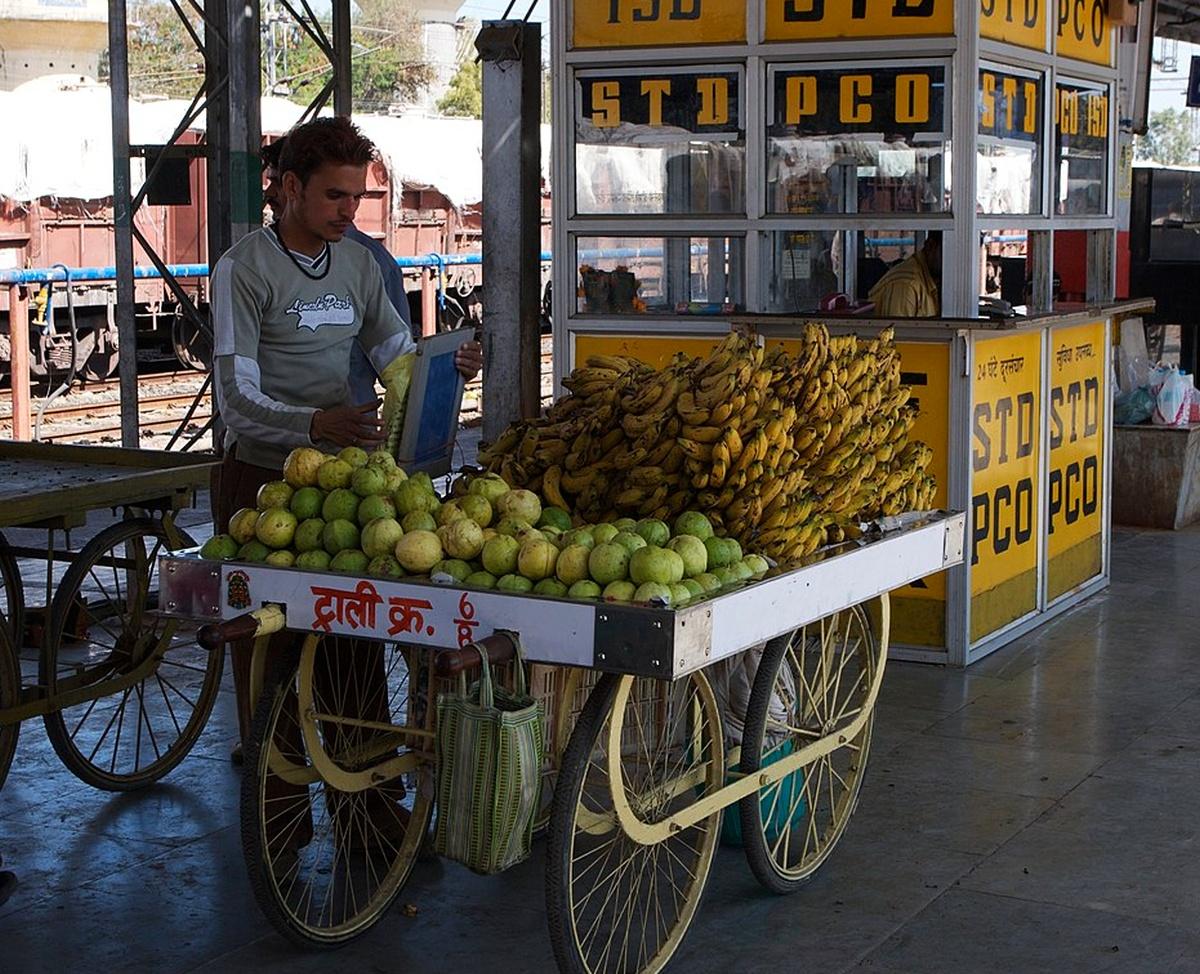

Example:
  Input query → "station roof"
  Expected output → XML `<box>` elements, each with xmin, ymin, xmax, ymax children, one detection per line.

<box><xmin>1156</xmin><ymin>0</ymin><xmax>1200</xmax><ymax>44</ymax></box>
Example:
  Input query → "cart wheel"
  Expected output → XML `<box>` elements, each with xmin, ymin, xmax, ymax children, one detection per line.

<box><xmin>738</xmin><ymin>598</ymin><xmax>885</xmax><ymax>895</ymax></box>
<box><xmin>242</xmin><ymin>635</ymin><xmax>434</xmax><ymax>948</ymax></box>
<box><xmin>547</xmin><ymin>672</ymin><xmax>724</xmax><ymax>974</ymax></box>
<box><xmin>39</xmin><ymin>517</ymin><xmax>223</xmax><ymax>791</ymax></box>
<box><xmin>533</xmin><ymin>665</ymin><xmax>598</xmax><ymax>835</ymax></box>
<box><xmin>0</xmin><ymin>618</ymin><xmax>19</xmax><ymax>792</ymax></box>
<box><xmin>0</xmin><ymin>530</ymin><xmax>24</xmax><ymax>654</ymax></box>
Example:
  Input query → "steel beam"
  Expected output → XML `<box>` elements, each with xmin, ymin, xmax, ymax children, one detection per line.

<box><xmin>479</xmin><ymin>21</ymin><xmax>543</xmax><ymax>444</ymax></box>
<box><xmin>8</xmin><ymin>286</ymin><xmax>30</xmax><ymax>441</ymax></box>
<box><xmin>107</xmin><ymin>0</ymin><xmax>140</xmax><ymax>448</ymax></box>
<box><xmin>332</xmin><ymin>0</ymin><xmax>353</xmax><ymax>115</ymax></box>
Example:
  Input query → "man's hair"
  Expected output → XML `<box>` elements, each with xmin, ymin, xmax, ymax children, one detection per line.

<box><xmin>277</xmin><ymin>117</ymin><xmax>376</xmax><ymax>185</ymax></box>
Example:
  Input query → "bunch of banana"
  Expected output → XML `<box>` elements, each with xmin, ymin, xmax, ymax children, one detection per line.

<box><xmin>477</xmin><ymin>326</ymin><xmax>938</xmax><ymax>565</ymax></box>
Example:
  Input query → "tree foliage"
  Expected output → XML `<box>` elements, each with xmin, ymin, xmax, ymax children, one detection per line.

<box><xmin>437</xmin><ymin>59</ymin><xmax>482</xmax><ymax>118</ymax></box>
<box><xmin>117</xmin><ymin>0</ymin><xmax>431</xmax><ymax>112</ymax></box>
<box><xmin>1136</xmin><ymin>108</ymin><xmax>1198</xmax><ymax>167</ymax></box>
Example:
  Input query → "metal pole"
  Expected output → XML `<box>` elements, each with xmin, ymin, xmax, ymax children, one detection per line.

<box><xmin>227</xmin><ymin>0</ymin><xmax>263</xmax><ymax>243</ymax></box>
<box><xmin>108</xmin><ymin>0</ymin><xmax>140</xmax><ymax>447</ymax></box>
<box><xmin>332</xmin><ymin>0</ymin><xmax>352</xmax><ymax>116</ymax></box>
<box><xmin>479</xmin><ymin>21</ymin><xmax>542</xmax><ymax>443</ymax></box>
<box><xmin>8</xmin><ymin>286</ymin><xmax>31</xmax><ymax>441</ymax></box>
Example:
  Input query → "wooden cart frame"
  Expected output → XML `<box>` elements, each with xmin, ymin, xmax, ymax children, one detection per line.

<box><xmin>0</xmin><ymin>442</ymin><xmax>221</xmax><ymax>793</ymax></box>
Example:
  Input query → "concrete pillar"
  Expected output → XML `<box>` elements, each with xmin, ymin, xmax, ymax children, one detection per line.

<box><xmin>479</xmin><ymin>21</ymin><xmax>542</xmax><ymax>445</ymax></box>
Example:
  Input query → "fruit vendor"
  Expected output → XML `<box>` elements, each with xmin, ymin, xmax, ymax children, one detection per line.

<box><xmin>210</xmin><ymin>116</ymin><xmax>481</xmax><ymax>761</ymax></box>
<box><xmin>867</xmin><ymin>231</ymin><xmax>942</xmax><ymax>318</ymax></box>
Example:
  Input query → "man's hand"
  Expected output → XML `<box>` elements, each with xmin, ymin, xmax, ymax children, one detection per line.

<box><xmin>310</xmin><ymin>401</ymin><xmax>385</xmax><ymax>449</ymax></box>
<box><xmin>455</xmin><ymin>340</ymin><xmax>483</xmax><ymax>380</ymax></box>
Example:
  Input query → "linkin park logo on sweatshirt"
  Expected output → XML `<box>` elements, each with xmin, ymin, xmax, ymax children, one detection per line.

<box><xmin>286</xmin><ymin>293</ymin><xmax>355</xmax><ymax>331</ymax></box>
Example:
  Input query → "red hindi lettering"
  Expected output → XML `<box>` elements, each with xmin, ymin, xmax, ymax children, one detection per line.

<box><xmin>388</xmin><ymin>596</ymin><xmax>435</xmax><ymax>637</ymax></box>
<box><xmin>311</xmin><ymin>580</ymin><xmax>383</xmax><ymax>633</ymax></box>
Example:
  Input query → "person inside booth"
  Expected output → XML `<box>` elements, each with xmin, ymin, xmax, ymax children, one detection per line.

<box><xmin>868</xmin><ymin>230</ymin><xmax>942</xmax><ymax>318</ymax></box>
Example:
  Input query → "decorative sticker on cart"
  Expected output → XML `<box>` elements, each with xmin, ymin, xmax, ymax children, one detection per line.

<box><xmin>1046</xmin><ymin>320</ymin><xmax>1106</xmax><ymax>601</ymax></box>
<box><xmin>978</xmin><ymin>68</ymin><xmax>1042</xmax><ymax>144</ymax></box>
<box><xmin>768</xmin><ymin>65</ymin><xmax>947</xmax><ymax>140</ymax></box>
<box><xmin>980</xmin><ymin>0</ymin><xmax>1046</xmax><ymax>50</ymax></box>
<box><xmin>1055</xmin><ymin>0</ymin><xmax>1113</xmax><ymax>66</ymax></box>
<box><xmin>572</xmin><ymin>0</ymin><xmax>747</xmax><ymax>49</ymax></box>
<box><xmin>970</xmin><ymin>330</ymin><xmax>1041</xmax><ymax>641</ymax></box>
<box><xmin>764</xmin><ymin>0</ymin><xmax>954</xmax><ymax>41</ymax></box>
<box><xmin>577</xmin><ymin>70</ymin><xmax>742</xmax><ymax>138</ymax></box>
<box><xmin>226</xmin><ymin>570</ymin><xmax>251</xmax><ymax>610</ymax></box>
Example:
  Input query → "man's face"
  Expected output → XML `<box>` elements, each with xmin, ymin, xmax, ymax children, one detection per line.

<box><xmin>262</xmin><ymin>164</ymin><xmax>283</xmax><ymax>221</ymax></box>
<box><xmin>281</xmin><ymin>163</ymin><xmax>367</xmax><ymax>242</ymax></box>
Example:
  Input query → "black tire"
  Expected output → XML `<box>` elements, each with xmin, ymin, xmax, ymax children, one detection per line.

<box><xmin>0</xmin><ymin>618</ymin><xmax>19</xmax><ymax>792</ymax></box>
<box><xmin>739</xmin><ymin>605</ymin><xmax>878</xmax><ymax>895</ymax></box>
<box><xmin>547</xmin><ymin>672</ymin><xmax>723</xmax><ymax>974</ymax></box>
<box><xmin>40</xmin><ymin>517</ymin><xmax>223</xmax><ymax>791</ymax></box>
<box><xmin>241</xmin><ymin>636</ymin><xmax>434</xmax><ymax>948</ymax></box>
<box><xmin>0</xmin><ymin>530</ymin><xmax>24</xmax><ymax>658</ymax></box>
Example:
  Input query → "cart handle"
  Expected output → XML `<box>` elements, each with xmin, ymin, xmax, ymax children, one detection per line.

<box><xmin>197</xmin><ymin>604</ymin><xmax>286</xmax><ymax>650</ymax></box>
<box><xmin>434</xmin><ymin>631</ymin><xmax>519</xmax><ymax>679</ymax></box>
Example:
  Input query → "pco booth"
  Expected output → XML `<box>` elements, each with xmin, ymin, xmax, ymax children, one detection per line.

<box><xmin>550</xmin><ymin>1</ymin><xmax>1150</xmax><ymax>664</ymax></box>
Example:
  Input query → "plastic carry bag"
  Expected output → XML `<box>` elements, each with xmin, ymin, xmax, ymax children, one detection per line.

<box><xmin>1153</xmin><ymin>367</ymin><xmax>1191</xmax><ymax>427</ymax></box>
<box><xmin>1114</xmin><ymin>387</ymin><xmax>1155</xmax><ymax>425</ymax></box>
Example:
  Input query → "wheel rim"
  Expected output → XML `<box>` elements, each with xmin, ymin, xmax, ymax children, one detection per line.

<box><xmin>248</xmin><ymin>636</ymin><xmax>432</xmax><ymax>944</ymax></box>
<box><xmin>43</xmin><ymin>523</ymin><xmax>221</xmax><ymax>787</ymax></box>
<box><xmin>748</xmin><ymin>605</ymin><xmax>877</xmax><ymax>884</ymax></box>
<box><xmin>565</xmin><ymin>674</ymin><xmax>722</xmax><ymax>974</ymax></box>
<box><xmin>0</xmin><ymin>619</ymin><xmax>19</xmax><ymax>792</ymax></box>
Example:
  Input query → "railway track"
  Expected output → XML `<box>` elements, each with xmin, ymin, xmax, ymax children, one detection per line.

<box><xmin>0</xmin><ymin>339</ymin><xmax>555</xmax><ymax>447</ymax></box>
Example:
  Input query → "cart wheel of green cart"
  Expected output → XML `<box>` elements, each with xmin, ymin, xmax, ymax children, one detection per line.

<box><xmin>0</xmin><ymin>530</ymin><xmax>24</xmax><ymax>659</ymax></box>
<box><xmin>39</xmin><ymin>517</ymin><xmax>223</xmax><ymax>791</ymax></box>
<box><xmin>547</xmin><ymin>671</ymin><xmax>725</xmax><ymax>974</ymax></box>
<box><xmin>0</xmin><ymin>617</ymin><xmax>19</xmax><ymax>792</ymax></box>
<box><xmin>738</xmin><ymin>597</ymin><xmax>886</xmax><ymax>895</ymax></box>
<box><xmin>241</xmin><ymin>634</ymin><xmax>435</xmax><ymax>948</ymax></box>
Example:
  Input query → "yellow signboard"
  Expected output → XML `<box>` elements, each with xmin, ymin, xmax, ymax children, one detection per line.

<box><xmin>1055</xmin><ymin>0</ymin><xmax>1113</xmax><ymax>65</ymax></box>
<box><xmin>764</xmin><ymin>0</ymin><xmax>954</xmax><ymax>41</ymax></box>
<box><xmin>892</xmin><ymin>342</ymin><xmax>952</xmax><ymax>648</ymax></box>
<box><xmin>980</xmin><ymin>0</ymin><xmax>1046</xmax><ymax>50</ymax></box>
<box><xmin>573</xmin><ymin>333</ymin><xmax>723</xmax><ymax>372</ymax></box>
<box><xmin>572</xmin><ymin>0</ymin><xmax>746</xmax><ymax>48</ymax></box>
<box><xmin>1047</xmin><ymin>321</ymin><xmax>1105</xmax><ymax>601</ymax></box>
<box><xmin>970</xmin><ymin>331</ymin><xmax>1041</xmax><ymax>641</ymax></box>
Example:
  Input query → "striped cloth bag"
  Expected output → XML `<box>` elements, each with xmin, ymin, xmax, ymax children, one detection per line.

<box><xmin>434</xmin><ymin>644</ymin><xmax>545</xmax><ymax>874</ymax></box>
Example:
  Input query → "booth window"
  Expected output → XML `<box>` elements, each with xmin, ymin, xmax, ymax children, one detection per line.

<box><xmin>1145</xmin><ymin>168</ymin><xmax>1200</xmax><ymax>262</ymax></box>
<box><xmin>1054</xmin><ymin>80</ymin><xmax>1109</xmax><ymax>216</ymax></box>
<box><xmin>574</xmin><ymin>235</ymin><xmax>745</xmax><ymax>315</ymax></box>
<box><xmin>762</xmin><ymin>227</ymin><xmax>934</xmax><ymax>313</ymax></box>
<box><xmin>574</xmin><ymin>68</ymin><xmax>746</xmax><ymax>215</ymax></box>
<box><xmin>976</xmin><ymin>67</ymin><xmax>1044</xmax><ymax>215</ymax></box>
<box><xmin>766</xmin><ymin>63</ymin><xmax>949</xmax><ymax>215</ymax></box>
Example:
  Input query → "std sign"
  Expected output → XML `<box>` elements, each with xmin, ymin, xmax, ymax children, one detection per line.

<box><xmin>1047</xmin><ymin>321</ymin><xmax>1106</xmax><ymax>600</ymax></box>
<box><xmin>970</xmin><ymin>330</ymin><xmax>1041</xmax><ymax>639</ymax></box>
<box><xmin>572</xmin><ymin>0</ymin><xmax>747</xmax><ymax>48</ymax></box>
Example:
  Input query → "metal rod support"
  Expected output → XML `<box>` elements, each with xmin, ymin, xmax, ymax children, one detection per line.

<box><xmin>8</xmin><ymin>286</ymin><xmax>31</xmax><ymax>441</ymax></box>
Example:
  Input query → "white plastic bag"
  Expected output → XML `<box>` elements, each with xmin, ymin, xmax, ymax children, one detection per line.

<box><xmin>1118</xmin><ymin>318</ymin><xmax>1151</xmax><ymax>393</ymax></box>
<box><xmin>1153</xmin><ymin>367</ymin><xmax>1190</xmax><ymax>427</ymax></box>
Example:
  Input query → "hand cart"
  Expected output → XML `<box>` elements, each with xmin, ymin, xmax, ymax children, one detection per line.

<box><xmin>0</xmin><ymin>442</ymin><xmax>221</xmax><ymax>793</ymax></box>
<box><xmin>160</xmin><ymin>510</ymin><xmax>965</xmax><ymax>972</ymax></box>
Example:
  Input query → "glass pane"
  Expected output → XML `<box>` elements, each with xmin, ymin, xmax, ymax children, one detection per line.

<box><xmin>766</xmin><ymin>63</ymin><xmax>949</xmax><ymax>215</ymax></box>
<box><xmin>575</xmin><ymin>69</ymin><xmax>745</xmax><ymax>215</ymax></box>
<box><xmin>1054</xmin><ymin>81</ymin><xmax>1109</xmax><ymax>216</ymax></box>
<box><xmin>763</xmin><ymin>228</ymin><xmax>938</xmax><ymax>313</ymax></box>
<box><xmin>977</xmin><ymin>68</ymin><xmax>1044</xmax><ymax>215</ymax></box>
<box><xmin>575</xmin><ymin>236</ymin><xmax>744</xmax><ymax>315</ymax></box>
<box><xmin>1148</xmin><ymin>169</ymin><xmax>1200</xmax><ymax>262</ymax></box>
